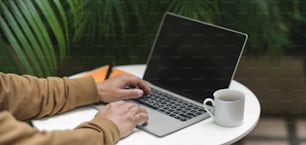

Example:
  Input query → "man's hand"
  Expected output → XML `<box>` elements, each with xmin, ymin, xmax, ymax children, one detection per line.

<box><xmin>97</xmin><ymin>75</ymin><xmax>151</xmax><ymax>103</ymax></box>
<box><xmin>95</xmin><ymin>101</ymin><xmax>148</xmax><ymax>138</ymax></box>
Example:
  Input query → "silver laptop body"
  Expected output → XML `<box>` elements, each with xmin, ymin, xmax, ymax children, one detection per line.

<box><xmin>133</xmin><ymin>12</ymin><xmax>247</xmax><ymax>137</ymax></box>
<box><xmin>95</xmin><ymin>12</ymin><xmax>247</xmax><ymax>137</ymax></box>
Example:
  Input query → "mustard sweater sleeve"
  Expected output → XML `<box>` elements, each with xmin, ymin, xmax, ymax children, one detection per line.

<box><xmin>0</xmin><ymin>111</ymin><xmax>120</xmax><ymax>145</ymax></box>
<box><xmin>0</xmin><ymin>72</ymin><xmax>100</xmax><ymax>120</ymax></box>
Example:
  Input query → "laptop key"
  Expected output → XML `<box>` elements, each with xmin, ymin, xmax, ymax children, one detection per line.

<box><xmin>179</xmin><ymin>114</ymin><xmax>192</xmax><ymax>120</ymax></box>
<box><xmin>135</xmin><ymin>99</ymin><xmax>159</xmax><ymax>110</ymax></box>
<box><xmin>135</xmin><ymin>87</ymin><xmax>205</xmax><ymax>122</ymax></box>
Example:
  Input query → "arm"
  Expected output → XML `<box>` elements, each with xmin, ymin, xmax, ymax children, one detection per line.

<box><xmin>0</xmin><ymin>72</ymin><xmax>100</xmax><ymax>120</ymax></box>
<box><xmin>0</xmin><ymin>72</ymin><xmax>149</xmax><ymax>144</ymax></box>
<box><xmin>0</xmin><ymin>111</ymin><xmax>119</xmax><ymax>145</ymax></box>
<box><xmin>0</xmin><ymin>101</ymin><xmax>148</xmax><ymax>145</ymax></box>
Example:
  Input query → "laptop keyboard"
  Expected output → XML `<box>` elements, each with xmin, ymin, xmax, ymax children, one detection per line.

<box><xmin>135</xmin><ymin>88</ymin><xmax>206</xmax><ymax>122</ymax></box>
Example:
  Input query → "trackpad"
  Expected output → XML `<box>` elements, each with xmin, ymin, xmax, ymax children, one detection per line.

<box><xmin>138</xmin><ymin>106</ymin><xmax>184</xmax><ymax>137</ymax></box>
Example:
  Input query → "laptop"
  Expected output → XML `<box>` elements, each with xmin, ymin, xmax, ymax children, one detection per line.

<box><xmin>96</xmin><ymin>12</ymin><xmax>247</xmax><ymax>137</ymax></box>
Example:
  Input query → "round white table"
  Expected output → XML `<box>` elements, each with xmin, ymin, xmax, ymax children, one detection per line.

<box><xmin>32</xmin><ymin>64</ymin><xmax>261</xmax><ymax>145</ymax></box>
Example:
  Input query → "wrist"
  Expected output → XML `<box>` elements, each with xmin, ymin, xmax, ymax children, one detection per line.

<box><xmin>97</xmin><ymin>82</ymin><xmax>108</xmax><ymax>102</ymax></box>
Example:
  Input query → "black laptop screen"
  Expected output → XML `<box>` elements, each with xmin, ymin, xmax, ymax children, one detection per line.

<box><xmin>143</xmin><ymin>13</ymin><xmax>247</xmax><ymax>103</ymax></box>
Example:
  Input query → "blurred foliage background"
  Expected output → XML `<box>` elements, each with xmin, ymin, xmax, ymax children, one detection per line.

<box><xmin>0</xmin><ymin>0</ymin><xmax>305</xmax><ymax>77</ymax></box>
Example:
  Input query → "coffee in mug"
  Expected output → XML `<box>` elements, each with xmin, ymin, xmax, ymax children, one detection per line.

<box><xmin>203</xmin><ymin>89</ymin><xmax>245</xmax><ymax>127</ymax></box>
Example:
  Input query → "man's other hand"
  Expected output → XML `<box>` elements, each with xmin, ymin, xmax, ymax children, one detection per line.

<box><xmin>97</xmin><ymin>75</ymin><xmax>151</xmax><ymax>103</ymax></box>
<box><xmin>95</xmin><ymin>101</ymin><xmax>148</xmax><ymax>138</ymax></box>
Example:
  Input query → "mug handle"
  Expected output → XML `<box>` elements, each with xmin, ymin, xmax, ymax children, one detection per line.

<box><xmin>203</xmin><ymin>98</ymin><xmax>215</xmax><ymax>119</ymax></box>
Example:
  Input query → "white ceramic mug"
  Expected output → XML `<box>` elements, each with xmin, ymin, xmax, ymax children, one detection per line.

<box><xmin>203</xmin><ymin>89</ymin><xmax>245</xmax><ymax>127</ymax></box>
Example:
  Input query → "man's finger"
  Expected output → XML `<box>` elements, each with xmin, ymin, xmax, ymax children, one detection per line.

<box><xmin>118</xmin><ymin>89</ymin><xmax>144</xmax><ymax>99</ymax></box>
<box><xmin>134</xmin><ymin>112</ymin><xmax>149</xmax><ymax>123</ymax></box>
<box><xmin>125</xmin><ymin>102</ymin><xmax>138</xmax><ymax>110</ymax></box>
<box><xmin>123</xmin><ymin>76</ymin><xmax>151</xmax><ymax>95</ymax></box>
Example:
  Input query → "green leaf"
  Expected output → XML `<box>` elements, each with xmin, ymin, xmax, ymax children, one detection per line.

<box><xmin>54</xmin><ymin>0</ymin><xmax>69</xmax><ymax>52</ymax></box>
<box><xmin>0</xmin><ymin>37</ymin><xmax>20</xmax><ymax>73</ymax></box>
<box><xmin>18</xmin><ymin>0</ymin><xmax>57</xmax><ymax>73</ymax></box>
<box><xmin>67</xmin><ymin>0</ymin><xmax>86</xmax><ymax>42</ymax></box>
<box><xmin>1</xmin><ymin>2</ymin><xmax>43</xmax><ymax>75</ymax></box>
<box><xmin>9</xmin><ymin>0</ymin><xmax>51</xmax><ymax>75</ymax></box>
<box><xmin>0</xmin><ymin>17</ymin><xmax>33</xmax><ymax>74</ymax></box>
<box><xmin>35</xmin><ymin>0</ymin><xmax>66</xmax><ymax>63</ymax></box>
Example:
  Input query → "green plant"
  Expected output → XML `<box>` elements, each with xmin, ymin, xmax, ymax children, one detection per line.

<box><xmin>1</xmin><ymin>0</ymin><xmax>305</xmax><ymax>77</ymax></box>
<box><xmin>0</xmin><ymin>0</ymin><xmax>78</xmax><ymax>76</ymax></box>
<box><xmin>74</xmin><ymin>0</ymin><xmax>305</xmax><ymax>64</ymax></box>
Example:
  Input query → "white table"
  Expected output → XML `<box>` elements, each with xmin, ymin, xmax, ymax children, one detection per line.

<box><xmin>32</xmin><ymin>64</ymin><xmax>261</xmax><ymax>145</ymax></box>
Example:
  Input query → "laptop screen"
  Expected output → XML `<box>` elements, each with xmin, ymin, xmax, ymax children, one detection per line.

<box><xmin>143</xmin><ymin>13</ymin><xmax>247</xmax><ymax>103</ymax></box>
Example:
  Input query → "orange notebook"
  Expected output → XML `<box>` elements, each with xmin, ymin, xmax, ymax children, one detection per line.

<box><xmin>80</xmin><ymin>65</ymin><xmax>132</xmax><ymax>83</ymax></box>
